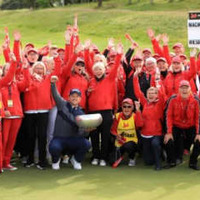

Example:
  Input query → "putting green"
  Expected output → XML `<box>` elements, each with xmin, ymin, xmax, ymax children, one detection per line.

<box><xmin>0</xmin><ymin>155</ymin><xmax>200</xmax><ymax>200</ymax></box>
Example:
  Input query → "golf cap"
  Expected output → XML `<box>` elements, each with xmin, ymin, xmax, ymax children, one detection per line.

<box><xmin>172</xmin><ymin>56</ymin><xmax>181</xmax><ymax>63</ymax></box>
<box><xmin>157</xmin><ymin>57</ymin><xmax>167</xmax><ymax>63</ymax></box>
<box><xmin>132</xmin><ymin>55</ymin><xmax>143</xmax><ymax>61</ymax></box>
<box><xmin>25</xmin><ymin>43</ymin><xmax>34</xmax><ymax>48</ymax></box>
<box><xmin>69</xmin><ymin>89</ymin><xmax>82</xmax><ymax>96</ymax></box>
<box><xmin>173</xmin><ymin>43</ymin><xmax>183</xmax><ymax>49</ymax></box>
<box><xmin>27</xmin><ymin>48</ymin><xmax>38</xmax><ymax>55</ymax></box>
<box><xmin>50</xmin><ymin>45</ymin><xmax>58</xmax><ymax>50</ymax></box>
<box><xmin>179</xmin><ymin>54</ymin><xmax>187</xmax><ymax>59</ymax></box>
<box><xmin>179</xmin><ymin>80</ymin><xmax>190</xmax><ymax>88</ymax></box>
<box><xmin>57</xmin><ymin>48</ymin><xmax>65</xmax><ymax>53</ymax></box>
<box><xmin>142</xmin><ymin>48</ymin><xmax>152</xmax><ymax>54</ymax></box>
<box><xmin>75</xmin><ymin>58</ymin><xmax>85</xmax><ymax>65</ymax></box>
<box><xmin>122</xmin><ymin>98</ymin><xmax>133</xmax><ymax>105</ymax></box>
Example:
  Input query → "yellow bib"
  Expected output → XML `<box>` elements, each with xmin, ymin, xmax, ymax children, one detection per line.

<box><xmin>115</xmin><ymin>113</ymin><xmax>138</xmax><ymax>147</ymax></box>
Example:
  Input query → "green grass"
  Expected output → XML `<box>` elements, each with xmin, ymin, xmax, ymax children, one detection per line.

<box><xmin>0</xmin><ymin>0</ymin><xmax>199</xmax><ymax>63</ymax></box>
<box><xmin>1</xmin><ymin>155</ymin><xmax>200</xmax><ymax>200</ymax></box>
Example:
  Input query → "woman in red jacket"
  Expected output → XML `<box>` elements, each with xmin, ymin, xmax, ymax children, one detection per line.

<box><xmin>133</xmin><ymin>69</ymin><xmax>165</xmax><ymax>170</ymax></box>
<box><xmin>23</xmin><ymin>56</ymin><xmax>61</xmax><ymax>170</ymax></box>
<box><xmin>61</xmin><ymin>56</ymin><xmax>89</xmax><ymax>110</ymax></box>
<box><xmin>0</xmin><ymin>53</ymin><xmax>17</xmax><ymax>173</ymax></box>
<box><xmin>164</xmin><ymin>80</ymin><xmax>200</xmax><ymax>170</ymax></box>
<box><xmin>1</xmin><ymin>61</ymin><xmax>29</xmax><ymax>171</ymax></box>
<box><xmin>88</xmin><ymin>43</ymin><xmax>123</xmax><ymax>166</ymax></box>
<box><xmin>163</xmin><ymin>49</ymin><xmax>197</xmax><ymax>98</ymax></box>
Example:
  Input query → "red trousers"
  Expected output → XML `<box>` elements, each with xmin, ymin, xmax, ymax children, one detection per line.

<box><xmin>2</xmin><ymin>118</ymin><xmax>22</xmax><ymax>167</ymax></box>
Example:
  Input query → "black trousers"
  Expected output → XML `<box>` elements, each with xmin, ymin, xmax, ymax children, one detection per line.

<box><xmin>120</xmin><ymin>141</ymin><xmax>137</xmax><ymax>159</ymax></box>
<box><xmin>25</xmin><ymin>112</ymin><xmax>49</xmax><ymax>166</ymax></box>
<box><xmin>165</xmin><ymin>126</ymin><xmax>199</xmax><ymax>164</ymax></box>
<box><xmin>90</xmin><ymin>110</ymin><xmax>113</xmax><ymax>161</ymax></box>
<box><xmin>142</xmin><ymin>136</ymin><xmax>162</xmax><ymax>168</ymax></box>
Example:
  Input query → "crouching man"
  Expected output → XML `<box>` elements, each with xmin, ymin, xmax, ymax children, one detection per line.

<box><xmin>164</xmin><ymin>80</ymin><xmax>200</xmax><ymax>170</ymax></box>
<box><xmin>49</xmin><ymin>76</ymin><xmax>91</xmax><ymax>170</ymax></box>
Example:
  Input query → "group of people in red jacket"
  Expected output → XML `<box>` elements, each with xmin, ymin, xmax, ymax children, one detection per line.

<box><xmin>0</xmin><ymin>18</ymin><xmax>200</xmax><ymax>173</ymax></box>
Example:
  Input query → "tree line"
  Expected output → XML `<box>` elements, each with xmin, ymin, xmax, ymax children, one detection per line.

<box><xmin>0</xmin><ymin>0</ymin><xmax>182</xmax><ymax>10</ymax></box>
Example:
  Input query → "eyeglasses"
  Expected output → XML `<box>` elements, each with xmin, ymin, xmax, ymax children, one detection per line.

<box><xmin>122</xmin><ymin>106</ymin><xmax>132</xmax><ymax>108</ymax></box>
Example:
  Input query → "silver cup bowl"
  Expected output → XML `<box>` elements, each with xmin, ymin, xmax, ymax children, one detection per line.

<box><xmin>76</xmin><ymin>113</ymin><xmax>103</xmax><ymax>128</ymax></box>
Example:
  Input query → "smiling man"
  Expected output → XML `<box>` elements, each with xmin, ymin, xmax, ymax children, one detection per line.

<box><xmin>49</xmin><ymin>76</ymin><xmax>91</xmax><ymax>170</ymax></box>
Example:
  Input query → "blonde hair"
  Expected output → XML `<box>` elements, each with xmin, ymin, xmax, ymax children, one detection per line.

<box><xmin>94</xmin><ymin>54</ymin><xmax>107</xmax><ymax>67</ymax></box>
<box><xmin>168</xmin><ymin>63</ymin><xmax>184</xmax><ymax>72</ymax></box>
<box><xmin>32</xmin><ymin>61</ymin><xmax>47</xmax><ymax>75</ymax></box>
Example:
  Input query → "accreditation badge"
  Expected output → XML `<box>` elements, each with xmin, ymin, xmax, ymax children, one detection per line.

<box><xmin>7</xmin><ymin>100</ymin><xmax>13</xmax><ymax>107</ymax></box>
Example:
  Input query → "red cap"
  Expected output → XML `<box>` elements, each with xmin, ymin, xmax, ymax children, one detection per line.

<box><xmin>27</xmin><ymin>48</ymin><xmax>38</xmax><ymax>55</ymax></box>
<box><xmin>179</xmin><ymin>80</ymin><xmax>190</xmax><ymax>87</ymax></box>
<box><xmin>179</xmin><ymin>54</ymin><xmax>187</xmax><ymax>59</ymax></box>
<box><xmin>75</xmin><ymin>57</ymin><xmax>85</xmax><ymax>65</ymax></box>
<box><xmin>57</xmin><ymin>48</ymin><xmax>64</xmax><ymax>53</ymax></box>
<box><xmin>25</xmin><ymin>43</ymin><xmax>34</xmax><ymax>48</ymax></box>
<box><xmin>172</xmin><ymin>56</ymin><xmax>182</xmax><ymax>63</ymax></box>
<box><xmin>173</xmin><ymin>43</ymin><xmax>183</xmax><ymax>49</ymax></box>
<box><xmin>122</xmin><ymin>98</ymin><xmax>133</xmax><ymax>105</ymax></box>
<box><xmin>132</xmin><ymin>55</ymin><xmax>143</xmax><ymax>61</ymax></box>
<box><xmin>142</xmin><ymin>48</ymin><xmax>152</xmax><ymax>54</ymax></box>
<box><xmin>157</xmin><ymin>57</ymin><xmax>167</xmax><ymax>63</ymax></box>
<box><xmin>153</xmin><ymin>54</ymin><xmax>160</xmax><ymax>59</ymax></box>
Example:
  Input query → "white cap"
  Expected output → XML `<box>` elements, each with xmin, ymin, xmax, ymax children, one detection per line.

<box><xmin>145</xmin><ymin>57</ymin><xmax>157</xmax><ymax>65</ymax></box>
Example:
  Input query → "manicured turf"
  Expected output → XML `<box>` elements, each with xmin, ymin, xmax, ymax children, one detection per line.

<box><xmin>0</xmin><ymin>155</ymin><xmax>200</xmax><ymax>200</ymax></box>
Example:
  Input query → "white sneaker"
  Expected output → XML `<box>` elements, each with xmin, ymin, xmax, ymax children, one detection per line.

<box><xmin>52</xmin><ymin>159</ymin><xmax>60</xmax><ymax>170</ymax></box>
<box><xmin>70</xmin><ymin>156</ymin><xmax>82</xmax><ymax>170</ymax></box>
<box><xmin>99</xmin><ymin>160</ymin><xmax>106</xmax><ymax>167</ymax></box>
<box><xmin>62</xmin><ymin>155</ymin><xmax>69</xmax><ymax>164</ymax></box>
<box><xmin>128</xmin><ymin>159</ymin><xmax>136</xmax><ymax>167</ymax></box>
<box><xmin>91</xmin><ymin>158</ymin><xmax>99</xmax><ymax>166</ymax></box>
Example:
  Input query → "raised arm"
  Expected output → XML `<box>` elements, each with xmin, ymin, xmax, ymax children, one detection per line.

<box><xmin>162</xmin><ymin>34</ymin><xmax>171</xmax><ymax>66</ymax></box>
<box><xmin>0</xmin><ymin>54</ymin><xmax>17</xmax><ymax>89</ymax></box>
<box><xmin>51</xmin><ymin>76</ymin><xmax>67</xmax><ymax>110</ymax></box>
<box><xmin>108</xmin><ymin>43</ymin><xmax>123</xmax><ymax>80</ymax></box>
<box><xmin>84</xmin><ymin>40</ymin><xmax>94</xmax><ymax>77</ymax></box>
<box><xmin>147</xmin><ymin>28</ymin><xmax>164</xmax><ymax>57</ymax></box>
<box><xmin>133</xmin><ymin>73</ymin><xmax>147</xmax><ymax>106</ymax></box>
<box><xmin>186</xmin><ymin>49</ymin><xmax>197</xmax><ymax>80</ymax></box>
<box><xmin>13</xmin><ymin>30</ymin><xmax>22</xmax><ymax>63</ymax></box>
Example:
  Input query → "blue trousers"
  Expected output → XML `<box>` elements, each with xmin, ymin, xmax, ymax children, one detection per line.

<box><xmin>142</xmin><ymin>136</ymin><xmax>162</xmax><ymax>168</ymax></box>
<box><xmin>49</xmin><ymin>137</ymin><xmax>91</xmax><ymax>163</ymax></box>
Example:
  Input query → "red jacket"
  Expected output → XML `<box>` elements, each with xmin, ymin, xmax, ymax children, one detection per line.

<box><xmin>62</xmin><ymin>73</ymin><xmax>88</xmax><ymax>109</ymax></box>
<box><xmin>23</xmin><ymin>57</ymin><xmax>61</xmax><ymax>112</ymax></box>
<box><xmin>164</xmin><ymin>57</ymin><xmax>196</xmax><ymax>98</ymax></box>
<box><xmin>133</xmin><ymin>76</ymin><xmax>165</xmax><ymax>136</ymax></box>
<box><xmin>87</xmin><ymin>54</ymin><xmax>122</xmax><ymax>111</ymax></box>
<box><xmin>1</xmin><ymin>68</ymin><xmax>29</xmax><ymax>117</ymax></box>
<box><xmin>166</xmin><ymin>94</ymin><xmax>199</xmax><ymax>134</ymax></box>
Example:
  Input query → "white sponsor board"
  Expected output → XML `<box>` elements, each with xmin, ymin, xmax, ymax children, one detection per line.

<box><xmin>188</xmin><ymin>12</ymin><xmax>200</xmax><ymax>48</ymax></box>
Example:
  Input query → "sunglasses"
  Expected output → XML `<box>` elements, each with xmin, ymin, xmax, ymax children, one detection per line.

<box><xmin>122</xmin><ymin>106</ymin><xmax>132</xmax><ymax>108</ymax></box>
<box><xmin>76</xmin><ymin>63</ymin><xmax>85</xmax><ymax>67</ymax></box>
